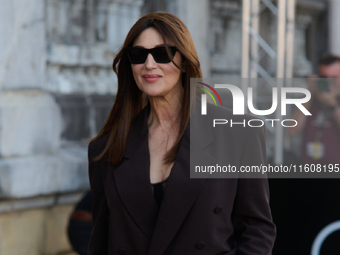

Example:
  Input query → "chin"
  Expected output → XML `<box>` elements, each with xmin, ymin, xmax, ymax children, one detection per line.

<box><xmin>140</xmin><ymin>86</ymin><xmax>167</xmax><ymax>97</ymax></box>
<box><xmin>144</xmin><ymin>91</ymin><xmax>167</xmax><ymax>98</ymax></box>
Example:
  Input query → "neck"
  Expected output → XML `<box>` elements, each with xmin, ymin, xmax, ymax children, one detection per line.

<box><xmin>147</xmin><ymin>90</ymin><xmax>183</xmax><ymax>130</ymax></box>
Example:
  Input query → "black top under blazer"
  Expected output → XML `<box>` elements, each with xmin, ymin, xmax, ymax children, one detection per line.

<box><xmin>87</xmin><ymin>102</ymin><xmax>276</xmax><ymax>255</ymax></box>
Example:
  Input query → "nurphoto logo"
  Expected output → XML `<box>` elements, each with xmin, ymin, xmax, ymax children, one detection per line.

<box><xmin>197</xmin><ymin>81</ymin><xmax>312</xmax><ymax>128</ymax></box>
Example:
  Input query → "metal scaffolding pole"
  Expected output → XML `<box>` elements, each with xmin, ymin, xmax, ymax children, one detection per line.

<box><xmin>284</xmin><ymin>0</ymin><xmax>296</xmax><ymax>150</ymax></box>
<box><xmin>242</xmin><ymin>0</ymin><xmax>296</xmax><ymax>165</ymax></box>
<box><xmin>251</xmin><ymin>0</ymin><xmax>260</xmax><ymax>107</ymax></box>
<box><xmin>286</xmin><ymin>0</ymin><xmax>296</xmax><ymax>80</ymax></box>
<box><xmin>275</xmin><ymin>0</ymin><xmax>286</xmax><ymax>164</ymax></box>
<box><xmin>251</xmin><ymin>0</ymin><xmax>260</xmax><ymax>79</ymax></box>
<box><xmin>242</xmin><ymin>0</ymin><xmax>250</xmax><ymax>79</ymax></box>
<box><xmin>242</xmin><ymin>0</ymin><xmax>251</xmax><ymax>113</ymax></box>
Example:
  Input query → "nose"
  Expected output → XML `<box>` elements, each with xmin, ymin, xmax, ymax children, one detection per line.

<box><xmin>144</xmin><ymin>53</ymin><xmax>157</xmax><ymax>69</ymax></box>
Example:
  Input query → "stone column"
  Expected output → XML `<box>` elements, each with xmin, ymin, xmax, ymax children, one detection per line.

<box><xmin>175</xmin><ymin>0</ymin><xmax>210</xmax><ymax>77</ymax></box>
<box><xmin>0</xmin><ymin>0</ymin><xmax>45</xmax><ymax>90</ymax></box>
<box><xmin>328</xmin><ymin>0</ymin><xmax>340</xmax><ymax>55</ymax></box>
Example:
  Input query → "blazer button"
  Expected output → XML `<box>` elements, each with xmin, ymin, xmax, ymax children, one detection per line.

<box><xmin>214</xmin><ymin>206</ymin><xmax>222</xmax><ymax>214</ymax></box>
<box><xmin>196</xmin><ymin>242</ymin><xmax>206</xmax><ymax>250</ymax></box>
<box><xmin>117</xmin><ymin>248</ymin><xmax>127</xmax><ymax>255</ymax></box>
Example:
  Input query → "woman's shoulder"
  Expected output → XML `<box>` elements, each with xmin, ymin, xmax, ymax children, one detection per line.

<box><xmin>88</xmin><ymin>133</ymin><xmax>110</xmax><ymax>162</ymax></box>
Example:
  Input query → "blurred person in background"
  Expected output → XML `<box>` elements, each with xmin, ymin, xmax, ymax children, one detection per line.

<box><xmin>289</xmin><ymin>53</ymin><xmax>340</xmax><ymax>164</ymax></box>
<box><xmin>67</xmin><ymin>191</ymin><xmax>92</xmax><ymax>255</ymax></box>
<box><xmin>273</xmin><ymin>54</ymin><xmax>340</xmax><ymax>255</ymax></box>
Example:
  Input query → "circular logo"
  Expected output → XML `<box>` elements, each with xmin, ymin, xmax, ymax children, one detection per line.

<box><xmin>311</xmin><ymin>220</ymin><xmax>340</xmax><ymax>255</ymax></box>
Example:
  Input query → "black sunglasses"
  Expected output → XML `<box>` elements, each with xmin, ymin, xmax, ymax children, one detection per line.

<box><xmin>125</xmin><ymin>46</ymin><xmax>177</xmax><ymax>64</ymax></box>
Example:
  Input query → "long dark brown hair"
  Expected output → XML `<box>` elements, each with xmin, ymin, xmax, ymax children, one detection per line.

<box><xmin>93</xmin><ymin>12</ymin><xmax>202</xmax><ymax>164</ymax></box>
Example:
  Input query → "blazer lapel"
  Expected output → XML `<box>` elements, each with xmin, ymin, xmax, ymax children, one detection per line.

<box><xmin>112</xmin><ymin>102</ymin><xmax>216</xmax><ymax>253</ymax></box>
<box><xmin>112</xmin><ymin>105</ymin><xmax>159</xmax><ymax>240</ymax></box>
<box><xmin>147</xmin><ymin>106</ymin><xmax>216</xmax><ymax>255</ymax></box>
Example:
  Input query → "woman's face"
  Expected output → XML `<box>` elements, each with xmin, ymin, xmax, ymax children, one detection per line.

<box><xmin>131</xmin><ymin>27</ymin><xmax>183</xmax><ymax>99</ymax></box>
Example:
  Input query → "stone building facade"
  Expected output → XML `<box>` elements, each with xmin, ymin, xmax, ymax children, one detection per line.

<box><xmin>0</xmin><ymin>0</ymin><xmax>334</xmax><ymax>254</ymax></box>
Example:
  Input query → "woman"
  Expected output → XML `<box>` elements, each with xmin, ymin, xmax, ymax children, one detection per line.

<box><xmin>88</xmin><ymin>12</ymin><xmax>276</xmax><ymax>255</ymax></box>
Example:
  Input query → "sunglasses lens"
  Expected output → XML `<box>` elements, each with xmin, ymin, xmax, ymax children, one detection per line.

<box><xmin>153</xmin><ymin>47</ymin><xmax>175</xmax><ymax>63</ymax></box>
<box><xmin>127</xmin><ymin>48</ymin><xmax>147</xmax><ymax>64</ymax></box>
<box><xmin>126</xmin><ymin>46</ymin><xmax>177</xmax><ymax>64</ymax></box>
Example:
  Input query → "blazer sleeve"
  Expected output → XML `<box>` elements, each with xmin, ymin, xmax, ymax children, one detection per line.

<box><xmin>87</xmin><ymin>141</ymin><xmax>109</xmax><ymax>255</ymax></box>
<box><xmin>232</xmin><ymin>126</ymin><xmax>276</xmax><ymax>255</ymax></box>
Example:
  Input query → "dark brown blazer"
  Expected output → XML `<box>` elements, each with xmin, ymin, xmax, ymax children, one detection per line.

<box><xmin>87</xmin><ymin>103</ymin><xmax>276</xmax><ymax>255</ymax></box>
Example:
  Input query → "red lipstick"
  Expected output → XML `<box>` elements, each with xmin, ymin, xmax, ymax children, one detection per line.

<box><xmin>142</xmin><ymin>74</ymin><xmax>162</xmax><ymax>83</ymax></box>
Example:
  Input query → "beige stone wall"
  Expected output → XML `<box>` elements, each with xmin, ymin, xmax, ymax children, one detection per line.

<box><xmin>0</xmin><ymin>204</ymin><xmax>78</xmax><ymax>255</ymax></box>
